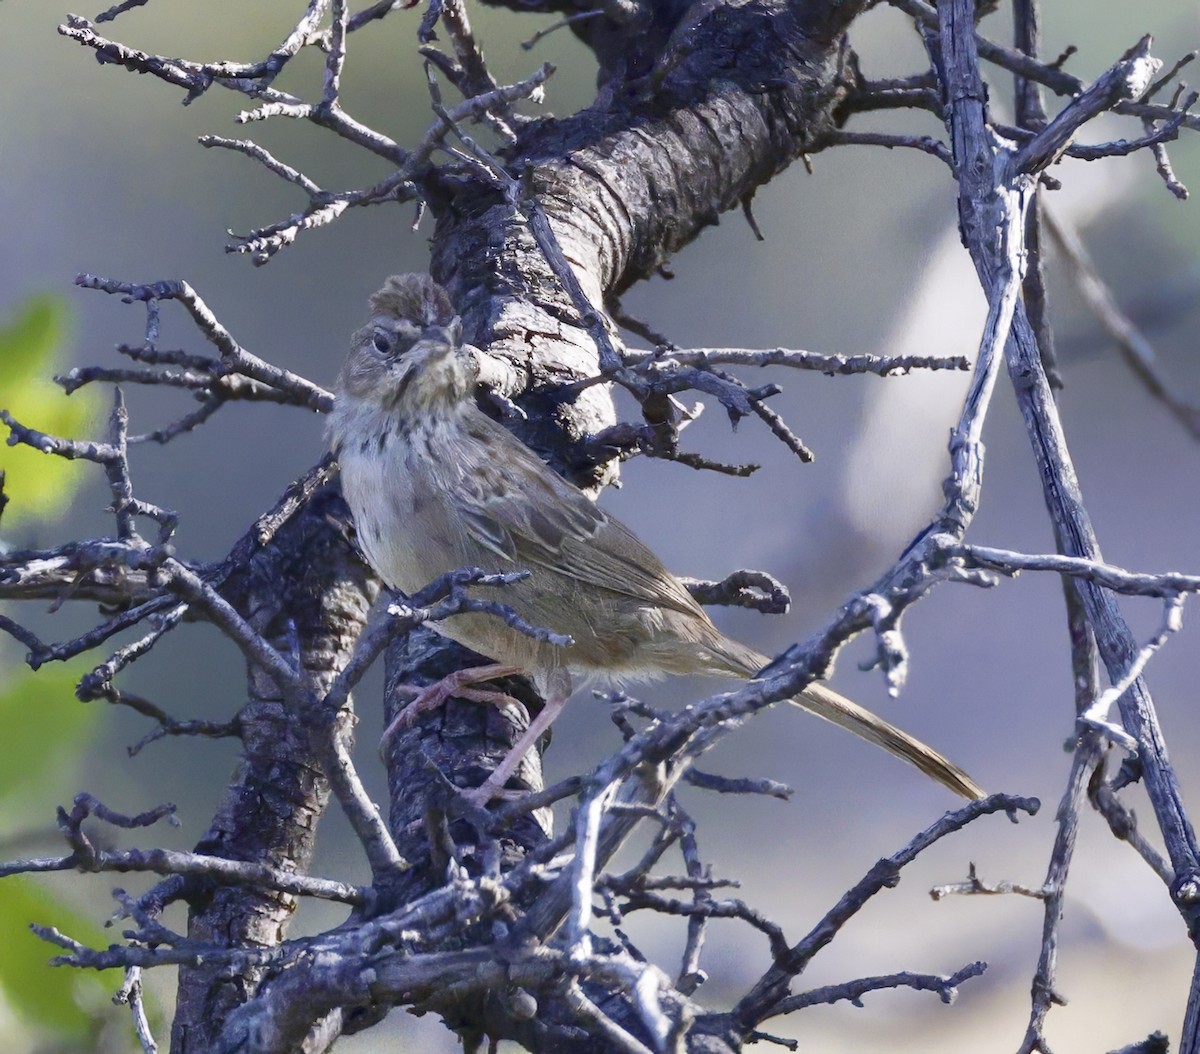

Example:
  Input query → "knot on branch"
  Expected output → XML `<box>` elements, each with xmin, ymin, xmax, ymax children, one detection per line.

<box><xmin>680</xmin><ymin>570</ymin><xmax>790</xmax><ymax>613</ymax></box>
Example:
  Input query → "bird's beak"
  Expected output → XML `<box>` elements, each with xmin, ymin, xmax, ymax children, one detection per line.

<box><xmin>423</xmin><ymin>317</ymin><xmax>462</xmax><ymax>347</ymax></box>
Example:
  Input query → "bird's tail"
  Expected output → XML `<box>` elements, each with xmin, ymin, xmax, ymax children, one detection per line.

<box><xmin>790</xmin><ymin>681</ymin><xmax>984</xmax><ymax>800</ymax></box>
<box><xmin>710</xmin><ymin>637</ymin><xmax>983</xmax><ymax>800</ymax></box>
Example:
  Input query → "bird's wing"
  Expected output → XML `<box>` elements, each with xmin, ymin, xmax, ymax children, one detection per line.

<box><xmin>451</xmin><ymin>413</ymin><xmax>704</xmax><ymax>618</ymax></box>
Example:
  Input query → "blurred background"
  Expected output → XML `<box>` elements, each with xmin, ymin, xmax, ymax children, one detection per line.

<box><xmin>2</xmin><ymin>0</ymin><xmax>1200</xmax><ymax>1050</ymax></box>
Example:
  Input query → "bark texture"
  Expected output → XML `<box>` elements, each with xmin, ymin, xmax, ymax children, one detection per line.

<box><xmin>171</xmin><ymin>488</ymin><xmax>378</xmax><ymax>1050</ymax></box>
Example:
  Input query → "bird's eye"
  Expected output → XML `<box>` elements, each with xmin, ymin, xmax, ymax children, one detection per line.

<box><xmin>372</xmin><ymin>331</ymin><xmax>391</xmax><ymax>354</ymax></box>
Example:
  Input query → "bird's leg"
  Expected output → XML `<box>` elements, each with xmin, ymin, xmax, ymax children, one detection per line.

<box><xmin>461</xmin><ymin>689</ymin><xmax>570</xmax><ymax>809</ymax></box>
<box><xmin>461</xmin><ymin>667</ymin><xmax>573</xmax><ymax>809</ymax></box>
<box><xmin>379</xmin><ymin>662</ymin><xmax>523</xmax><ymax>757</ymax></box>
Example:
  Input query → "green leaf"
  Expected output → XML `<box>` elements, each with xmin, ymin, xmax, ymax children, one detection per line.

<box><xmin>0</xmin><ymin>662</ymin><xmax>124</xmax><ymax>1041</ymax></box>
<box><xmin>0</xmin><ymin>664</ymin><xmax>135</xmax><ymax>1044</ymax></box>
<box><xmin>0</xmin><ymin>295</ymin><xmax>101</xmax><ymax>529</ymax></box>
<box><xmin>0</xmin><ymin>295</ymin><xmax>64</xmax><ymax>389</ymax></box>
<box><xmin>0</xmin><ymin>876</ymin><xmax>121</xmax><ymax>1037</ymax></box>
<box><xmin>0</xmin><ymin>663</ymin><xmax>96</xmax><ymax>802</ymax></box>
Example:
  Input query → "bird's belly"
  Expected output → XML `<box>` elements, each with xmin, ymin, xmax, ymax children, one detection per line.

<box><xmin>340</xmin><ymin>444</ymin><xmax>566</xmax><ymax>668</ymax></box>
<box><xmin>341</xmin><ymin>443</ymin><xmax>461</xmax><ymax>592</ymax></box>
<box><xmin>339</xmin><ymin>440</ymin><xmax>700</xmax><ymax>689</ymax></box>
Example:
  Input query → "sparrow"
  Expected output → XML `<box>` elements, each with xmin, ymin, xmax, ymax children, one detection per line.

<box><xmin>327</xmin><ymin>275</ymin><xmax>983</xmax><ymax>805</ymax></box>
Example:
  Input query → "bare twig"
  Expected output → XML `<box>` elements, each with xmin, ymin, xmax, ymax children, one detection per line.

<box><xmin>625</xmin><ymin>346</ymin><xmax>971</xmax><ymax>376</ymax></box>
<box><xmin>114</xmin><ymin>967</ymin><xmax>158</xmax><ymax>1053</ymax></box>
<box><xmin>1044</xmin><ymin>209</ymin><xmax>1200</xmax><ymax>440</ymax></box>
<box><xmin>679</xmin><ymin>569</ymin><xmax>790</xmax><ymax>615</ymax></box>
<box><xmin>774</xmin><ymin>960</ymin><xmax>987</xmax><ymax>1014</ymax></box>
<box><xmin>1</xmin><ymin>841</ymin><xmax>365</xmax><ymax>905</ymax></box>
<box><xmin>1079</xmin><ymin>594</ymin><xmax>1185</xmax><ymax>750</ymax></box>
<box><xmin>733</xmin><ymin>795</ymin><xmax>1040</xmax><ymax>1028</ymax></box>
<box><xmin>930</xmin><ymin>862</ymin><xmax>1048</xmax><ymax>901</ymax></box>
<box><xmin>75</xmin><ymin>274</ymin><xmax>332</xmax><ymax>410</ymax></box>
<box><xmin>891</xmin><ymin>0</ymin><xmax>1200</xmax><ymax>133</ymax></box>
<box><xmin>956</xmin><ymin>542</ymin><xmax>1200</xmax><ymax>598</ymax></box>
<box><xmin>824</xmin><ymin>129</ymin><xmax>953</xmax><ymax>165</ymax></box>
<box><xmin>1090</xmin><ymin>778</ymin><xmax>1175</xmax><ymax>886</ymax></box>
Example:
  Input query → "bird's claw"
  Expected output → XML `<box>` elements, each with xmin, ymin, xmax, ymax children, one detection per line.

<box><xmin>379</xmin><ymin>663</ymin><xmax>524</xmax><ymax>757</ymax></box>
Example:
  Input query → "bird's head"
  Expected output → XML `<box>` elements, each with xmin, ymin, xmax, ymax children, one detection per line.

<box><xmin>336</xmin><ymin>274</ymin><xmax>476</xmax><ymax>413</ymax></box>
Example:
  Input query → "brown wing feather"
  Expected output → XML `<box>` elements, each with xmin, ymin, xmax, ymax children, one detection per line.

<box><xmin>453</xmin><ymin>412</ymin><xmax>706</xmax><ymax>619</ymax></box>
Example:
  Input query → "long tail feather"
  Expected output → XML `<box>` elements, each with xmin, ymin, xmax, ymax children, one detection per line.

<box><xmin>791</xmin><ymin>682</ymin><xmax>984</xmax><ymax>800</ymax></box>
<box><xmin>707</xmin><ymin>636</ymin><xmax>983</xmax><ymax>799</ymax></box>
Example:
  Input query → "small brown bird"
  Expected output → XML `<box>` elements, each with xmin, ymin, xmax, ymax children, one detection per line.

<box><xmin>328</xmin><ymin>275</ymin><xmax>983</xmax><ymax>805</ymax></box>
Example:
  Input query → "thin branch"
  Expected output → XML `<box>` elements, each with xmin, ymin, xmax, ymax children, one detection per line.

<box><xmin>0</xmin><ymin>843</ymin><xmax>365</xmax><ymax>904</ymax></box>
<box><xmin>75</xmin><ymin>274</ymin><xmax>333</xmax><ymax>410</ymax></box>
<box><xmin>732</xmin><ymin>795</ymin><xmax>1040</xmax><ymax>1028</ymax></box>
<box><xmin>625</xmin><ymin>346</ymin><xmax>970</xmax><ymax>376</ymax></box>
<box><xmin>773</xmin><ymin>960</ymin><xmax>987</xmax><ymax>1014</ymax></box>
<box><xmin>1006</xmin><ymin>38</ymin><xmax>1161</xmax><ymax>177</ymax></box>
<box><xmin>77</xmin><ymin>600</ymin><xmax>189</xmax><ymax>702</ymax></box>
<box><xmin>522</xmin><ymin>11</ymin><xmax>605</xmax><ymax>51</ymax></box>
<box><xmin>930</xmin><ymin>862</ymin><xmax>1049</xmax><ymax>901</ymax></box>
<box><xmin>198</xmin><ymin>136</ymin><xmax>323</xmax><ymax>196</ymax></box>
<box><xmin>438</xmin><ymin>0</ymin><xmax>497</xmax><ymax>101</ymax></box>
<box><xmin>618</xmin><ymin>889</ymin><xmax>789</xmax><ymax>961</ymax></box>
<box><xmin>95</xmin><ymin>0</ymin><xmax>150</xmax><ymax>22</ymax></box>
<box><xmin>682</xmin><ymin>770</ymin><xmax>793</xmax><ymax>800</ymax></box>
<box><xmin>956</xmin><ymin>542</ymin><xmax>1200</xmax><ymax>598</ymax></box>
<box><xmin>1090</xmin><ymin>778</ymin><xmax>1175</xmax><ymax>886</ymax></box>
<box><xmin>222</xmin><ymin>62</ymin><xmax>551</xmax><ymax>262</ymax></box>
<box><xmin>824</xmin><ymin>129</ymin><xmax>952</xmax><ymax>165</ymax></box>
<box><xmin>679</xmin><ymin>569</ymin><xmax>790</xmax><ymax>615</ymax></box>
<box><xmin>1079</xmin><ymin>594</ymin><xmax>1185</xmax><ymax>750</ymax></box>
<box><xmin>1043</xmin><ymin>209</ymin><xmax>1200</xmax><ymax>440</ymax></box>
<box><xmin>891</xmin><ymin>0</ymin><xmax>1200</xmax><ymax>133</ymax></box>
<box><xmin>114</xmin><ymin>967</ymin><xmax>158</xmax><ymax>1053</ymax></box>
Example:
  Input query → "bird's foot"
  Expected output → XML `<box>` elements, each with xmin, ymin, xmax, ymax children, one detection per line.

<box><xmin>379</xmin><ymin>663</ymin><xmax>523</xmax><ymax>758</ymax></box>
<box><xmin>459</xmin><ymin>691</ymin><xmax>571</xmax><ymax>810</ymax></box>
